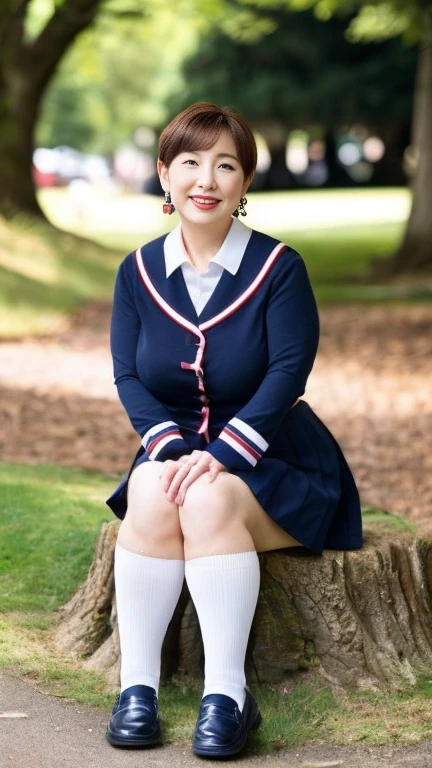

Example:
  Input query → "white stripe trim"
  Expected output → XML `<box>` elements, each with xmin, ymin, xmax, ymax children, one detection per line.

<box><xmin>148</xmin><ymin>433</ymin><xmax>181</xmax><ymax>460</ymax></box>
<box><xmin>135</xmin><ymin>249</ymin><xmax>204</xmax><ymax>339</ymax></box>
<box><xmin>136</xmin><ymin>242</ymin><xmax>286</xmax><ymax>336</ymax></box>
<box><xmin>142</xmin><ymin>420</ymin><xmax>178</xmax><ymax>448</ymax></box>
<box><xmin>219</xmin><ymin>432</ymin><xmax>257</xmax><ymax>466</ymax></box>
<box><xmin>199</xmin><ymin>242</ymin><xmax>286</xmax><ymax>332</ymax></box>
<box><xmin>229</xmin><ymin>417</ymin><xmax>268</xmax><ymax>452</ymax></box>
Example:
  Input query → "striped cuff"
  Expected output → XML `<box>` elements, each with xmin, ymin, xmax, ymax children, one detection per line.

<box><xmin>206</xmin><ymin>417</ymin><xmax>268</xmax><ymax>470</ymax></box>
<box><xmin>142</xmin><ymin>421</ymin><xmax>185</xmax><ymax>460</ymax></box>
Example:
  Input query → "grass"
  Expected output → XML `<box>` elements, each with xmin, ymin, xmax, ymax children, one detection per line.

<box><xmin>1</xmin><ymin>186</ymin><xmax>429</xmax><ymax>338</ymax></box>
<box><xmin>1</xmin><ymin>460</ymin><xmax>431</xmax><ymax>749</ymax></box>
<box><xmin>362</xmin><ymin>506</ymin><xmax>417</xmax><ymax>535</ymax></box>
<box><xmin>0</xmin><ymin>462</ymin><xmax>113</xmax><ymax>612</ymax></box>
<box><xmin>42</xmin><ymin>185</ymin><xmax>428</xmax><ymax>304</ymax></box>
<box><xmin>0</xmin><ymin>213</ymin><xmax>121</xmax><ymax>337</ymax></box>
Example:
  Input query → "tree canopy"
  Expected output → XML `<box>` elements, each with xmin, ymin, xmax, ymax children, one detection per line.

<box><xmin>172</xmin><ymin>7</ymin><xmax>416</xmax><ymax>128</ymax></box>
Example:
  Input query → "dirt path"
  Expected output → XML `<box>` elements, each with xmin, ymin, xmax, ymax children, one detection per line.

<box><xmin>2</xmin><ymin>670</ymin><xmax>432</xmax><ymax>768</ymax></box>
<box><xmin>0</xmin><ymin>302</ymin><xmax>431</xmax><ymax>532</ymax></box>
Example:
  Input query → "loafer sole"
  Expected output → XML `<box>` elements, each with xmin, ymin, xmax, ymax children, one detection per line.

<box><xmin>106</xmin><ymin>729</ymin><xmax>161</xmax><ymax>748</ymax></box>
<box><xmin>193</xmin><ymin>710</ymin><xmax>262</xmax><ymax>758</ymax></box>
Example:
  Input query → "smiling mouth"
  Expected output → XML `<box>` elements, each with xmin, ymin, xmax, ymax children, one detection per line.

<box><xmin>190</xmin><ymin>196</ymin><xmax>221</xmax><ymax>205</ymax></box>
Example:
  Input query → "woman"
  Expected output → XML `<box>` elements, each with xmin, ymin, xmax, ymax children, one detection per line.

<box><xmin>106</xmin><ymin>102</ymin><xmax>362</xmax><ymax>758</ymax></box>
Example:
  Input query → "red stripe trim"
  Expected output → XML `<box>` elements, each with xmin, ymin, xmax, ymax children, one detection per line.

<box><xmin>223</xmin><ymin>428</ymin><xmax>261</xmax><ymax>461</ymax></box>
<box><xmin>148</xmin><ymin>429</ymin><xmax>181</xmax><ymax>451</ymax></box>
<box><xmin>199</xmin><ymin>243</ymin><xmax>287</xmax><ymax>331</ymax></box>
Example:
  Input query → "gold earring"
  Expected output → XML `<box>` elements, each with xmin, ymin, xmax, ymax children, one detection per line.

<box><xmin>233</xmin><ymin>197</ymin><xmax>247</xmax><ymax>218</ymax></box>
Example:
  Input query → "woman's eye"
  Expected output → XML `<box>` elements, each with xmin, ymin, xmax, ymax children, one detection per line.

<box><xmin>183</xmin><ymin>159</ymin><xmax>197</xmax><ymax>166</ymax></box>
<box><xmin>220</xmin><ymin>163</ymin><xmax>235</xmax><ymax>170</ymax></box>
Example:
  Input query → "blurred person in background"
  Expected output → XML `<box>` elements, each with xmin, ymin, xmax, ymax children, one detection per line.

<box><xmin>105</xmin><ymin>102</ymin><xmax>362</xmax><ymax>758</ymax></box>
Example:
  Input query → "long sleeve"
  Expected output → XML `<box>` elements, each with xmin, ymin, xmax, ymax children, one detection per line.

<box><xmin>205</xmin><ymin>252</ymin><xmax>319</xmax><ymax>470</ymax></box>
<box><xmin>111</xmin><ymin>259</ymin><xmax>189</xmax><ymax>461</ymax></box>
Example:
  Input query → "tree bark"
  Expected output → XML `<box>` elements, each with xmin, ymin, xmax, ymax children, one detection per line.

<box><xmin>391</xmin><ymin>40</ymin><xmax>432</xmax><ymax>271</ymax></box>
<box><xmin>56</xmin><ymin>519</ymin><xmax>432</xmax><ymax>692</ymax></box>
<box><xmin>0</xmin><ymin>0</ymin><xmax>102</xmax><ymax>218</ymax></box>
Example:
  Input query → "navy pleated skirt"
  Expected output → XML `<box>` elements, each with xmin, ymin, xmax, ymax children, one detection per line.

<box><xmin>106</xmin><ymin>401</ymin><xmax>362</xmax><ymax>554</ymax></box>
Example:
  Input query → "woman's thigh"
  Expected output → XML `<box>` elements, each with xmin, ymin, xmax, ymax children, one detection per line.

<box><xmin>229</xmin><ymin>474</ymin><xmax>302</xmax><ymax>552</ymax></box>
<box><xmin>183</xmin><ymin>470</ymin><xmax>301</xmax><ymax>553</ymax></box>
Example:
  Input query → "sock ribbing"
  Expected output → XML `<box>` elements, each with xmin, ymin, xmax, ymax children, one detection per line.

<box><xmin>185</xmin><ymin>551</ymin><xmax>260</xmax><ymax>710</ymax></box>
<box><xmin>114</xmin><ymin>544</ymin><xmax>184</xmax><ymax>694</ymax></box>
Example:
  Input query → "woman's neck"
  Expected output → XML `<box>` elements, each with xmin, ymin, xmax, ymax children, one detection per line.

<box><xmin>181</xmin><ymin>219</ymin><xmax>233</xmax><ymax>273</ymax></box>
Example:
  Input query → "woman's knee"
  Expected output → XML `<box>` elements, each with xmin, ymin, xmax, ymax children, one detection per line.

<box><xmin>125</xmin><ymin>462</ymin><xmax>181</xmax><ymax>541</ymax></box>
<box><xmin>180</xmin><ymin>474</ymin><xmax>244</xmax><ymax>541</ymax></box>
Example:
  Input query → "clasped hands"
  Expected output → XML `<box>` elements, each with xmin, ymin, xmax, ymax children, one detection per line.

<box><xmin>161</xmin><ymin>450</ymin><xmax>226</xmax><ymax>506</ymax></box>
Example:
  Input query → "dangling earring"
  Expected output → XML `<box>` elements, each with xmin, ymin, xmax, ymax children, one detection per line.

<box><xmin>163</xmin><ymin>191</ymin><xmax>175</xmax><ymax>215</ymax></box>
<box><xmin>233</xmin><ymin>197</ymin><xmax>247</xmax><ymax>218</ymax></box>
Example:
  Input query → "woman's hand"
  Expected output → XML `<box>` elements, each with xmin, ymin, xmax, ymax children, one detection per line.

<box><xmin>160</xmin><ymin>450</ymin><xmax>227</xmax><ymax>506</ymax></box>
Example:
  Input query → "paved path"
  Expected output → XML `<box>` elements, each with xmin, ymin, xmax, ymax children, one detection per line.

<box><xmin>1</xmin><ymin>672</ymin><xmax>431</xmax><ymax>768</ymax></box>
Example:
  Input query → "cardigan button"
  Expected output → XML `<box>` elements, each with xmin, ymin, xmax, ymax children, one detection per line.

<box><xmin>200</xmin><ymin>394</ymin><xmax>210</xmax><ymax>405</ymax></box>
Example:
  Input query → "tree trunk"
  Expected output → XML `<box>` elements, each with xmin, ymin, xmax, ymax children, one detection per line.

<box><xmin>375</xmin><ymin>121</ymin><xmax>410</xmax><ymax>187</ymax></box>
<box><xmin>55</xmin><ymin>519</ymin><xmax>432</xmax><ymax>692</ymax></box>
<box><xmin>391</xmin><ymin>41</ymin><xmax>432</xmax><ymax>272</ymax></box>
<box><xmin>254</xmin><ymin>122</ymin><xmax>296</xmax><ymax>190</ymax></box>
<box><xmin>0</xmin><ymin>76</ymin><xmax>44</xmax><ymax>218</ymax></box>
<box><xmin>0</xmin><ymin>0</ymin><xmax>102</xmax><ymax>218</ymax></box>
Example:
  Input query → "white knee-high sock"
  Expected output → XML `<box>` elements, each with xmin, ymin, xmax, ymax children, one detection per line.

<box><xmin>114</xmin><ymin>544</ymin><xmax>185</xmax><ymax>694</ymax></box>
<box><xmin>185</xmin><ymin>551</ymin><xmax>260</xmax><ymax>710</ymax></box>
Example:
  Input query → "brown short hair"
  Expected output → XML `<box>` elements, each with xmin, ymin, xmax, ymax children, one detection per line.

<box><xmin>158</xmin><ymin>103</ymin><xmax>257</xmax><ymax>179</ymax></box>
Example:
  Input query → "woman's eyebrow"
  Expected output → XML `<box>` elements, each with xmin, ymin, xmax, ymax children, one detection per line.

<box><xmin>216</xmin><ymin>153</ymin><xmax>239</xmax><ymax>161</ymax></box>
<box><xmin>185</xmin><ymin>151</ymin><xmax>239</xmax><ymax>161</ymax></box>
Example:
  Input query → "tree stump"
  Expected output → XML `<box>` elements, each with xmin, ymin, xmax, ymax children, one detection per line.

<box><xmin>55</xmin><ymin>516</ymin><xmax>432</xmax><ymax>691</ymax></box>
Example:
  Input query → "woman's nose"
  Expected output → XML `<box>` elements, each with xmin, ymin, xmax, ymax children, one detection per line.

<box><xmin>197</xmin><ymin>165</ymin><xmax>216</xmax><ymax>189</ymax></box>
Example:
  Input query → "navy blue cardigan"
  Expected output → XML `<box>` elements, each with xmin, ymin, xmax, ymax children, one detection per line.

<box><xmin>110</xmin><ymin>228</ymin><xmax>319</xmax><ymax>472</ymax></box>
<box><xmin>108</xmin><ymin>226</ymin><xmax>363</xmax><ymax>552</ymax></box>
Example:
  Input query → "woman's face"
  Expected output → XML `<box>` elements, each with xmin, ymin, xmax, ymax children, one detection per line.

<box><xmin>157</xmin><ymin>129</ymin><xmax>251</xmax><ymax>229</ymax></box>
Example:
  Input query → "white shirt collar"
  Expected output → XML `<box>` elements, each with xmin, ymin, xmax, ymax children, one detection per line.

<box><xmin>164</xmin><ymin>217</ymin><xmax>252</xmax><ymax>278</ymax></box>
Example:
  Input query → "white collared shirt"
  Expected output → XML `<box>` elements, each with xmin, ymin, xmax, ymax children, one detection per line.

<box><xmin>164</xmin><ymin>217</ymin><xmax>252</xmax><ymax>315</ymax></box>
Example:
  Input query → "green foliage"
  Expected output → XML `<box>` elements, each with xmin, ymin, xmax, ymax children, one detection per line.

<box><xmin>282</xmin><ymin>0</ymin><xmax>432</xmax><ymax>42</ymax></box>
<box><xmin>30</xmin><ymin>0</ymin><xmax>423</xmax><ymax>156</ymax></box>
<box><xmin>24</xmin><ymin>0</ymin><xmax>55</xmax><ymax>43</ymax></box>
<box><xmin>36</xmin><ymin>2</ymin><xmax>200</xmax><ymax>152</ymax></box>
<box><xmin>347</xmin><ymin>3</ymin><xmax>412</xmax><ymax>42</ymax></box>
<box><xmin>173</xmin><ymin>7</ymin><xmax>416</xmax><ymax>128</ymax></box>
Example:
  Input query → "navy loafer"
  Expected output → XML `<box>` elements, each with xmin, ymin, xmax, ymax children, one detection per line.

<box><xmin>192</xmin><ymin>688</ymin><xmax>262</xmax><ymax>758</ymax></box>
<box><xmin>106</xmin><ymin>684</ymin><xmax>161</xmax><ymax>748</ymax></box>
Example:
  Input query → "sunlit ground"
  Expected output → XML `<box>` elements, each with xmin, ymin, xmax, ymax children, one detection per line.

<box><xmin>39</xmin><ymin>186</ymin><xmax>410</xmax><ymax>252</ymax></box>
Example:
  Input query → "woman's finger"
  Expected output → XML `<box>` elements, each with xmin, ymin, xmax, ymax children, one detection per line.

<box><xmin>164</xmin><ymin>457</ymin><xmax>205</xmax><ymax>502</ymax></box>
<box><xmin>207</xmin><ymin>460</ymin><xmax>224</xmax><ymax>482</ymax></box>
<box><xmin>160</xmin><ymin>456</ymin><xmax>189</xmax><ymax>491</ymax></box>
<box><xmin>167</xmin><ymin>453</ymin><xmax>212</xmax><ymax>503</ymax></box>
<box><xmin>174</xmin><ymin>459</ymin><xmax>212</xmax><ymax>505</ymax></box>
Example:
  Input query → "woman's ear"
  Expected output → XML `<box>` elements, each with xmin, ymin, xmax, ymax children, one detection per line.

<box><xmin>242</xmin><ymin>172</ymin><xmax>255</xmax><ymax>196</ymax></box>
<box><xmin>157</xmin><ymin>159</ymin><xmax>169</xmax><ymax>191</ymax></box>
